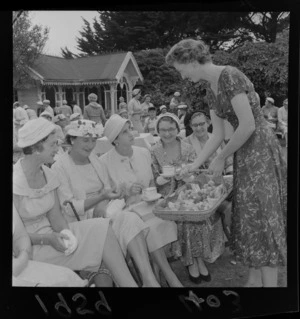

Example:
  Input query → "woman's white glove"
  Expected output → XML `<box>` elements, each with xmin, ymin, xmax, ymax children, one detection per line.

<box><xmin>60</xmin><ymin>229</ymin><xmax>78</xmax><ymax>256</ymax></box>
<box><xmin>156</xmin><ymin>175</ymin><xmax>170</xmax><ymax>186</ymax></box>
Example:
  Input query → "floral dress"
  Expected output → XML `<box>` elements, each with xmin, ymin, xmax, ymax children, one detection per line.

<box><xmin>151</xmin><ymin>138</ymin><xmax>226</xmax><ymax>265</ymax></box>
<box><xmin>205</xmin><ymin>66</ymin><xmax>287</xmax><ymax>267</ymax></box>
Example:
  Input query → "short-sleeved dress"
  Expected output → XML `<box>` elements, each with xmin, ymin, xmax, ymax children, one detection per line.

<box><xmin>13</xmin><ymin>159</ymin><xmax>110</xmax><ymax>273</ymax></box>
<box><xmin>205</xmin><ymin>66</ymin><xmax>287</xmax><ymax>267</ymax></box>
<box><xmin>151</xmin><ymin>138</ymin><xmax>226</xmax><ymax>265</ymax></box>
<box><xmin>99</xmin><ymin>146</ymin><xmax>178</xmax><ymax>253</ymax></box>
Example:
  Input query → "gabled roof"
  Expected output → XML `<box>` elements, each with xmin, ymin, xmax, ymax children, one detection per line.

<box><xmin>30</xmin><ymin>52</ymin><xmax>143</xmax><ymax>85</ymax></box>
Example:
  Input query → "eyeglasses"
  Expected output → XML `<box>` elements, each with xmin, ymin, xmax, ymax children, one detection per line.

<box><xmin>159</xmin><ymin>128</ymin><xmax>177</xmax><ymax>134</ymax></box>
<box><xmin>191</xmin><ymin>122</ymin><xmax>206</xmax><ymax>128</ymax></box>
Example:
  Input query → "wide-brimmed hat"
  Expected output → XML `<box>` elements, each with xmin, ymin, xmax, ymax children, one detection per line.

<box><xmin>17</xmin><ymin>117</ymin><xmax>56</xmax><ymax>148</ymax></box>
<box><xmin>65</xmin><ymin>119</ymin><xmax>103</xmax><ymax>138</ymax></box>
<box><xmin>155</xmin><ymin>112</ymin><xmax>180</xmax><ymax>133</ymax></box>
<box><xmin>178</xmin><ymin>104</ymin><xmax>187</xmax><ymax>109</ymax></box>
<box><xmin>132</xmin><ymin>89</ymin><xmax>141</xmax><ymax>97</ymax></box>
<box><xmin>43</xmin><ymin>99</ymin><xmax>50</xmax><ymax>104</ymax></box>
<box><xmin>104</xmin><ymin>114</ymin><xmax>130</xmax><ymax>143</ymax></box>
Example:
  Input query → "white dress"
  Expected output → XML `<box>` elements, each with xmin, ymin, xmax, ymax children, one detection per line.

<box><xmin>52</xmin><ymin>152</ymin><xmax>149</xmax><ymax>255</ymax></box>
<box><xmin>12</xmin><ymin>204</ymin><xmax>87</xmax><ymax>287</ymax></box>
<box><xmin>99</xmin><ymin>146</ymin><xmax>178</xmax><ymax>252</ymax></box>
<box><xmin>13</xmin><ymin>159</ymin><xmax>110</xmax><ymax>273</ymax></box>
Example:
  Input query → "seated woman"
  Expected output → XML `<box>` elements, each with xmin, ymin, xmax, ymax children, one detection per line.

<box><xmin>13</xmin><ymin>203</ymin><xmax>87</xmax><ymax>287</ymax></box>
<box><xmin>184</xmin><ymin>111</ymin><xmax>233</xmax><ymax>174</ymax></box>
<box><xmin>99</xmin><ymin>114</ymin><xmax>183</xmax><ymax>287</ymax></box>
<box><xmin>151</xmin><ymin>112</ymin><xmax>226</xmax><ymax>284</ymax></box>
<box><xmin>13</xmin><ymin>117</ymin><xmax>138</xmax><ymax>287</ymax></box>
<box><xmin>52</xmin><ymin>119</ymin><xmax>160</xmax><ymax>287</ymax></box>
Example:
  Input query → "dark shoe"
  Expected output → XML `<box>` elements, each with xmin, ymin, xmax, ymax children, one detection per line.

<box><xmin>199</xmin><ymin>273</ymin><xmax>211</xmax><ymax>282</ymax></box>
<box><xmin>186</xmin><ymin>267</ymin><xmax>202</xmax><ymax>284</ymax></box>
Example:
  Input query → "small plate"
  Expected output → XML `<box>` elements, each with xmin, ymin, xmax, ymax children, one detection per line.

<box><xmin>160</xmin><ymin>173</ymin><xmax>175</xmax><ymax>178</ymax></box>
<box><xmin>142</xmin><ymin>193</ymin><xmax>162</xmax><ymax>202</ymax></box>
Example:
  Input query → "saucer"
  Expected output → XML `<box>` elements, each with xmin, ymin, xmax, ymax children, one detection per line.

<box><xmin>160</xmin><ymin>173</ymin><xmax>175</xmax><ymax>178</ymax></box>
<box><xmin>142</xmin><ymin>193</ymin><xmax>162</xmax><ymax>202</ymax></box>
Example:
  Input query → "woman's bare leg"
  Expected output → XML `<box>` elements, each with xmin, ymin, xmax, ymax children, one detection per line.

<box><xmin>102</xmin><ymin>226</ymin><xmax>137</xmax><ymax>287</ymax></box>
<box><xmin>244</xmin><ymin>267</ymin><xmax>263</xmax><ymax>287</ymax></box>
<box><xmin>261</xmin><ymin>266</ymin><xmax>278</xmax><ymax>287</ymax></box>
<box><xmin>127</xmin><ymin>233</ymin><xmax>160</xmax><ymax>287</ymax></box>
<box><xmin>151</xmin><ymin>248</ymin><xmax>183</xmax><ymax>287</ymax></box>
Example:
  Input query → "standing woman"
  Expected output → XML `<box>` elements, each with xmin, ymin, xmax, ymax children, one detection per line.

<box><xmin>166</xmin><ymin>39</ymin><xmax>287</xmax><ymax>287</ymax></box>
<box><xmin>127</xmin><ymin>89</ymin><xmax>144</xmax><ymax>133</ymax></box>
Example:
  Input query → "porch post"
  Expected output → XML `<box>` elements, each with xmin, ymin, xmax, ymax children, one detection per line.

<box><xmin>109</xmin><ymin>82</ymin><xmax>118</xmax><ymax>115</ymax></box>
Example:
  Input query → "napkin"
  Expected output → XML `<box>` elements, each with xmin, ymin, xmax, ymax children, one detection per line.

<box><xmin>106</xmin><ymin>199</ymin><xmax>126</xmax><ymax>218</ymax></box>
<box><xmin>60</xmin><ymin>229</ymin><xmax>78</xmax><ymax>256</ymax></box>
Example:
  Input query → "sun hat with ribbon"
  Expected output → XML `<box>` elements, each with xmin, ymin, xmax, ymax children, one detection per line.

<box><xmin>155</xmin><ymin>112</ymin><xmax>181</xmax><ymax>133</ymax></box>
<box><xmin>65</xmin><ymin>119</ymin><xmax>103</xmax><ymax>138</ymax></box>
<box><xmin>132</xmin><ymin>88</ymin><xmax>141</xmax><ymax>97</ymax></box>
<box><xmin>104</xmin><ymin>114</ymin><xmax>130</xmax><ymax>144</ymax></box>
<box><xmin>17</xmin><ymin>117</ymin><xmax>56</xmax><ymax>148</ymax></box>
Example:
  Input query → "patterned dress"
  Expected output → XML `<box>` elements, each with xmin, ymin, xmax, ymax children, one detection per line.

<box><xmin>205</xmin><ymin>66</ymin><xmax>287</xmax><ymax>267</ymax></box>
<box><xmin>151</xmin><ymin>138</ymin><xmax>226</xmax><ymax>265</ymax></box>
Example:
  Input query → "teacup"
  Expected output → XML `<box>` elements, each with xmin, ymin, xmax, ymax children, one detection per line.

<box><xmin>142</xmin><ymin>187</ymin><xmax>158</xmax><ymax>200</ymax></box>
<box><xmin>162</xmin><ymin>165</ymin><xmax>175</xmax><ymax>177</ymax></box>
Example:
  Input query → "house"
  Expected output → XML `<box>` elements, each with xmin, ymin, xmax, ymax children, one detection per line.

<box><xmin>15</xmin><ymin>51</ymin><xmax>144</xmax><ymax>115</ymax></box>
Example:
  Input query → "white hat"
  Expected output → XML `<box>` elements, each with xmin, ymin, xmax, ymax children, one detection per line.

<box><xmin>17</xmin><ymin>118</ymin><xmax>56</xmax><ymax>148</ymax></box>
<box><xmin>23</xmin><ymin>105</ymin><xmax>29</xmax><ymax>109</ymax></box>
<box><xmin>70</xmin><ymin>112</ymin><xmax>81</xmax><ymax>121</ymax></box>
<box><xmin>266</xmin><ymin>97</ymin><xmax>274</xmax><ymax>104</ymax></box>
<box><xmin>178</xmin><ymin>104</ymin><xmax>187</xmax><ymax>109</ymax></box>
<box><xmin>132</xmin><ymin>89</ymin><xmax>141</xmax><ymax>97</ymax></box>
<box><xmin>36</xmin><ymin>101</ymin><xmax>43</xmax><ymax>106</ymax></box>
<box><xmin>174</xmin><ymin>92</ymin><xmax>180</xmax><ymax>97</ymax></box>
<box><xmin>155</xmin><ymin>112</ymin><xmax>181</xmax><ymax>134</ymax></box>
<box><xmin>43</xmin><ymin>99</ymin><xmax>50</xmax><ymax>104</ymax></box>
<box><xmin>62</xmin><ymin>100</ymin><xmax>67</xmax><ymax>104</ymax></box>
<box><xmin>160</xmin><ymin>105</ymin><xmax>167</xmax><ymax>111</ymax></box>
<box><xmin>53</xmin><ymin>114</ymin><xmax>66</xmax><ymax>123</ymax></box>
<box><xmin>88</xmin><ymin>93</ymin><xmax>98</xmax><ymax>102</ymax></box>
<box><xmin>104</xmin><ymin>114</ymin><xmax>130</xmax><ymax>143</ymax></box>
<box><xmin>13</xmin><ymin>102</ymin><xmax>19</xmax><ymax>107</ymax></box>
<box><xmin>66</xmin><ymin>119</ymin><xmax>102</xmax><ymax>138</ymax></box>
<box><xmin>40</xmin><ymin>111</ymin><xmax>53</xmax><ymax>120</ymax></box>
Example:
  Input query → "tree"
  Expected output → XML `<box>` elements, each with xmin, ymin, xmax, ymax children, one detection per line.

<box><xmin>13</xmin><ymin>11</ymin><xmax>49</xmax><ymax>89</ymax></box>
